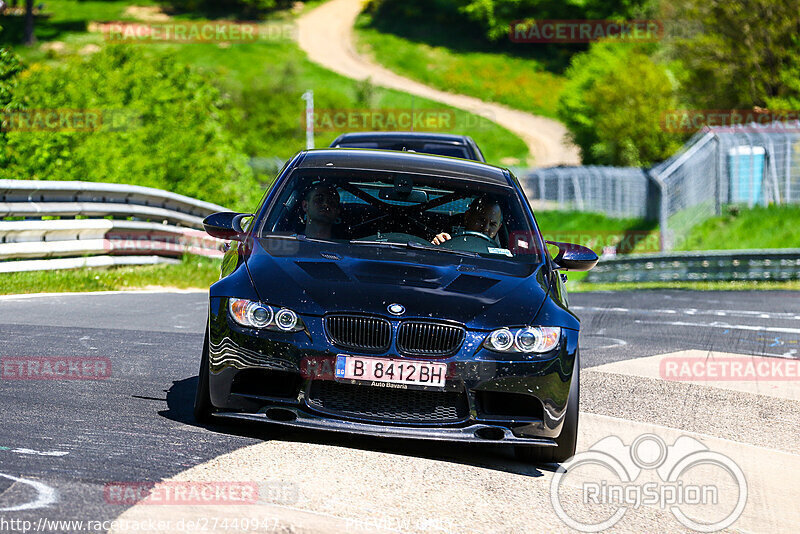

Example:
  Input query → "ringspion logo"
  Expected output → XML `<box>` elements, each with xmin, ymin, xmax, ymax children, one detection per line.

<box><xmin>551</xmin><ymin>434</ymin><xmax>747</xmax><ymax>532</ymax></box>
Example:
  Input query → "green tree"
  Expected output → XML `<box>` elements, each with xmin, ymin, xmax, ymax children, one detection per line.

<box><xmin>0</xmin><ymin>46</ymin><xmax>23</xmax><ymax>161</ymax></box>
<box><xmin>558</xmin><ymin>41</ymin><xmax>683</xmax><ymax>166</ymax></box>
<box><xmin>671</xmin><ymin>0</ymin><xmax>800</xmax><ymax>109</ymax></box>
<box><xmin>161</xmin><ymin>0</ymin><xmax>300</xmax><ymax>18</ymax></box>
<box><xmin>0</xmin><ymin>46</ymin><xmax>23</xmax><ymax>108</ymax></box>
<box><xmin>367</xmin><ymin>0</ymin><xmax>655</xmax><ymax>41</ymax></box>
<box><xmin>1</xmin><ymin>46</ymin><xmax>260</xmax><ymax>211</ymax></box>
<box><xmin>460</xmin><ymin>0</ymin><xmax>656</xmax><ymax>41</ymax></box>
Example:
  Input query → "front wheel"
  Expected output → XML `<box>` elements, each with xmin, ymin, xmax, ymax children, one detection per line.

<box><xmin>193</xmin><ymin>326</ymin><xmax>214</xmax><ymax>423</ymax></box>
<box><xmin>515</xmin><ymin>354</ymin><xmax>579</xmax><ymax>464</ymax></box>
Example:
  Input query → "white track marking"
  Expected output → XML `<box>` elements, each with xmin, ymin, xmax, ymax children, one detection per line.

<box><xmin>573</xmin><ymin>305</ymin><xmax>800</xmax><ymax>321</ymax></box>
<box><xmin>581</xmin><ymin>334</ymin><xmax>628</xmax><ymax>350</ymax></box>
<box><xmin>633</xmin><ymin>318</ymin><xmax>800</xmax><ymax>336</ymax></box>
<box><xmin>0</xmin><ymin>289</ymin><xmax>206</xmax><ymax>301</ymax></box>
<box><xmin>3</xmin><ymin>448</ymin><xmax>69</xmax><ymax>457</ymax></box>
<box><xmin>0</xmin><ymin>473</ymin><xmax>58</xmax><ymax>511</ymax></box>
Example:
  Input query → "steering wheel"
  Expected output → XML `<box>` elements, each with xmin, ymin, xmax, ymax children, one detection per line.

<box><xmin>440</xmin><ymin>230</ymin><xmax>498</xmax><ymax>253</ymax></box>
<box><xmin>451</xmin><ymin>231</ymin><xmax>496</xmax><ymax>244</ymax></box>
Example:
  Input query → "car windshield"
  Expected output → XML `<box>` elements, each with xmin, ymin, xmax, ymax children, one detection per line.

<box><xmin>259</xmin><ymin>168</ymin><xmax>543</xmax><ymax>263</ymax></box>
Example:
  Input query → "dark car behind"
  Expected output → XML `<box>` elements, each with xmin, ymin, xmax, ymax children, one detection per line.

<box><xmin>330</xmin><ymin>132</ymin><xmax>486</xmax><ymax>162</ymax></box>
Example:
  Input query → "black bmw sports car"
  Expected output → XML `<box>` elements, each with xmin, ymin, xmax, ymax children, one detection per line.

<box><xmin>195</xmin><ymin>149</ymin><xmax>597</xmax><ymax>463</ymax></box>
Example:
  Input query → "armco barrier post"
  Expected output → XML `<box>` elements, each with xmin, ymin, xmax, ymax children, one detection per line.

<box><xmin>648</xmin><ymin>169</ymin><xmax>669</xmax><ymax>252</ymax></box>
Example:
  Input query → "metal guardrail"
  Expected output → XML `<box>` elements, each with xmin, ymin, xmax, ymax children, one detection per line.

<box><xmin>0</xmin><ymin>181</ymin><xmax>228</xmax><ymax>273</ymax></box>
<box><xmin>584</xmin><ymin>249</ymin><xmax>800</xmax><ymax>283</ymax></box>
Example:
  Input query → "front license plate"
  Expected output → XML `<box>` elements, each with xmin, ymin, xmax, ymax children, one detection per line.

<box><xmin>335</xmin><ymin>355</ymin><xmax>446</xmax><ymax>388</ymax></box>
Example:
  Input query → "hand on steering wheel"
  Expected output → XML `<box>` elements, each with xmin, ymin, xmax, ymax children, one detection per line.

<box><xmin>431</xmin><ymin>232</ymin><xmax>451</xmax><ymax>245</ymax></box>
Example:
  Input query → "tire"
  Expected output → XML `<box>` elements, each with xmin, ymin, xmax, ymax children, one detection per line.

<box><xmin>515</xmin><ymin>354</ymin><xmax>579</xmax><ymax>464</ymax></box>
<box><xmin>193</xmin><ymin>326</ymin><xmax>214</xmax><ymax>424</ymax></box>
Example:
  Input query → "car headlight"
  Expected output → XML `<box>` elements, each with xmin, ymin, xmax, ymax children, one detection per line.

<box><xmin>228</xmin><ymin>298</ymin><xmax>305</xmax><ymax>332</ymax></box>
<box><xmin>483</xmin><ymin>326</ymin><xmax>561</xmax><ymax>353</ymax></box>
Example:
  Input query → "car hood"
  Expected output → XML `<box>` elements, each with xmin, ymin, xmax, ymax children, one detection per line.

<box><xmin>245</xmin><ymin>238</ymin><xmax>550</xmax><ymax>328</ymax></box>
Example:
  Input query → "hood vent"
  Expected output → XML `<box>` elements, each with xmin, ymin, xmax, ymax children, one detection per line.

<box><xmin>296</xmin><ymin>261</ymin><xmax>350</xmax><ymax>281</ymax></box>
<box><xmin>445</xmin><ymin>274</ymin><xmax>500</xmax><ymax>294</ymax></box>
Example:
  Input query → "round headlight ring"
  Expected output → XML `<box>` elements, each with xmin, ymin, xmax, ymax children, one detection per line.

<box><xmin>490</xmin><ymin>328</ymin><xmax>514</xmax><ymax>351</ymax></box>
<box><xmin>515</xmin><ymin>327</ymin><xmax>540</xmax><ymax>353</ymax></box>
<box><xmin>275</xmin><ymin>308</ymin><xmax>298</xmax><ymax>331</ymax></box>
<box><xmin>248</xmin><ymin>303</ymin><xmax>273</xmax><ymax>328</ymax></box>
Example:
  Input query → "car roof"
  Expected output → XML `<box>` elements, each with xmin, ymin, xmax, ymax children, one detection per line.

<box><xmin>295</xmin><ymin>149</ymin><xmax>511</xmax><ymax>187</ymax></box>
<box><xmin>331</xmin><ymin>132</ymin><xmax>470</xmax><ymax>145</ymax></box>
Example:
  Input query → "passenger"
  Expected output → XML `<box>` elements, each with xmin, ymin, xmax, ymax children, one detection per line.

<box><xmin>302</xmin><ymin>183</ymin><xmax>341</xmax><ymax>239</ymax></box>
<box><xmin>432</xmin><ymin>196</ymin><xmax>502</xmax><ymax>245</ymax></box>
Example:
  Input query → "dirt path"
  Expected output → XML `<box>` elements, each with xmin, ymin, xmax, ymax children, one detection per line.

<box><xmin>296</xmin><ymin>0</ymin><xmax>580</xmax><ymax>167</ymax></box>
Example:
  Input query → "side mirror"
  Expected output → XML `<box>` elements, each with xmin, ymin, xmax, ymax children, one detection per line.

<box><xmin>203</xmin><ymin>212</ymin><xmax>253</xmax><ymax>241</ymax></box>
<box><xmin>546</xmin><ymin>241</ymin><xmax>598</xmax><ymax>272</ymax></box>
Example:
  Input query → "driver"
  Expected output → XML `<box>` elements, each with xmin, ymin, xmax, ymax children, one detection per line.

<box><xmin>432</xmin><ymin>196</ymin><xmax>502</xmax><ymax>245</ymax></box>
<box><xmin>302</xmin><ymin>183</ymin><xmax>341</xmax><ymax>239</ymax></box>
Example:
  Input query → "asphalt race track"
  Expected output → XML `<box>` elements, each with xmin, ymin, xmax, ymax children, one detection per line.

<box><xmin>0</xmin><ymin>290</ymin><xmax>798</xmax><ymax>533</ymax></box>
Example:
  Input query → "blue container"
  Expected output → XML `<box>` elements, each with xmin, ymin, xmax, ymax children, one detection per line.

<box><xmin>727</xmin><ymin>146</ymin><xmax>766</xmax><ymax>206</ymax></box>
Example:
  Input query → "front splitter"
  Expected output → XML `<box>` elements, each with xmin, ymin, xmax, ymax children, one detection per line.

<box><xmin>213</xmin><ymin>407</ymin><xmax>557</xmax><ymax>447</ymax></box>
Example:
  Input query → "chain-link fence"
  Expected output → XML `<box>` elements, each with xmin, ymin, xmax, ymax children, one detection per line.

<box><xmin>651</xmin><ymin>125</ymin><xmax>800</xmax><ymax>249</ymax></box>
<box><xmin>517</xmin><ymin>165</ymin><xmax>655</xmax><ymax>219</ymax></box>
<box><xmin>517</xmin><ymin>122</ymin><xmax>800</xmax><ymax>250</ymax></box>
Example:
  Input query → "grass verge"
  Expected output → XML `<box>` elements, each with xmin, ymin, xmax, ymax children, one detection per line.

<box><xmin>0</xmin><ymin>255</ymin><xmax>220</xmax><ymax>295</ymax></box>
<box><xmin>677</xmin><ymin>204</ymin><xmax>800</xmax><ymax>251</ymax></box>
<box><xmin>354</xmin><ymin>13</ymin><xmax>566</xmax><ymax>119</ymax></box>
<box><xmin>163</xmin><ymin>39</ymin><xmax>529</xmax><ymax>165</ymax></box>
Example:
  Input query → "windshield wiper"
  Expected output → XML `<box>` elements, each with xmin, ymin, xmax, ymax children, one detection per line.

<box><xmin>405</xmin><ymin>241</ymin><xmax>480</xmax><ymax>257</ymax></box>
<box><xmin>348</xmin><ymin>239</ymin><xmax>479</xmax><ymax>257</ymax></box>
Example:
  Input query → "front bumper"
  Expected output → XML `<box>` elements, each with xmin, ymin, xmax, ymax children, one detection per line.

<box><xmin>215</xmin><ymin>407</ymin><xmax>557</xmax><ymax>447</ymax></box>
<box><xmin>206</xmin><ymin>297</ymin><xmax>579</xmax><ymax>444</ymax></box>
